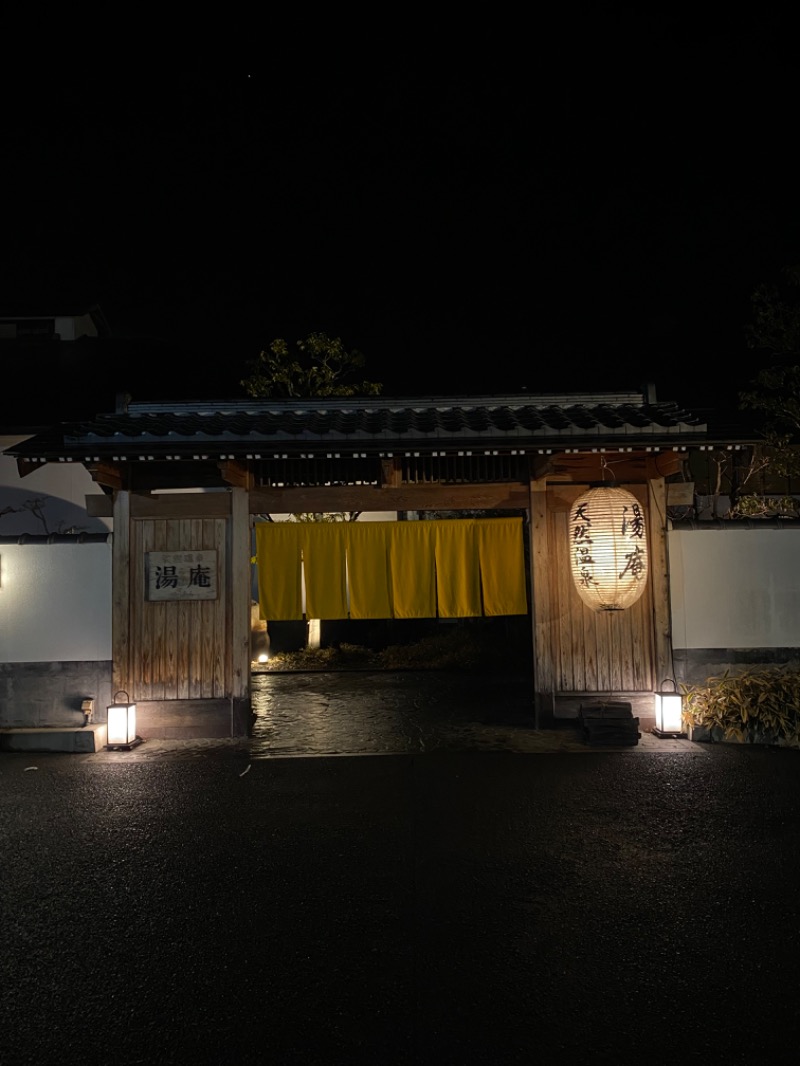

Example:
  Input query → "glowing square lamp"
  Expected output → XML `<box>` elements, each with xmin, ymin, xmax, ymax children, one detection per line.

<box><xmin>106</xmin><ymin>691</ymin><xmax>143</xmax><ymax>750</ymax></box>
<box><xmin>654</xmin><ymin>679</ymin><xmax>684</xmax><ymax>738</ymax></box>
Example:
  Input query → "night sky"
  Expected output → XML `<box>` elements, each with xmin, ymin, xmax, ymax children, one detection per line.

<box><xmin>4</xmin><ymin>15</ymin><xmax>799</xmax><ymax>413</ymax></box>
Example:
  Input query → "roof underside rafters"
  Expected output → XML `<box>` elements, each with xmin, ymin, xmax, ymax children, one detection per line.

<box><xmin>8</xmin><ymin>390</ymin><xmax>758</xmax><ymax>502</ymax></box>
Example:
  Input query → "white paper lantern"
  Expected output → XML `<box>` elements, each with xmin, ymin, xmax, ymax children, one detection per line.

<box><xmin>569</xmin><ymin>486</ymin><xmax>648</xmax><ymax>611</ymax></box>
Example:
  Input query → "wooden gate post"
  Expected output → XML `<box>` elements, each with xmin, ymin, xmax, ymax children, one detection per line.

<box><xmin>230</xmin><ymin>487</ymin><xmax>252</xmax><ymax>735</ymax></box>
<box><xmin>111</xmin><ymin>489</ymin><xmax>131</xmax><ymax>698</ymax></box>
<box><xmin>529</xmin><ymin>478</ymin><xmax>553</xmax><ymax>728</ymax></box>
<box><xmin>648</xmin><ymin>476</ymin><xmax>673</xmax><ymax>689</ymax></box>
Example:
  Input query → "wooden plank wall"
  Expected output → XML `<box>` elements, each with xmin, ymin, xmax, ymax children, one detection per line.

<box><xmin>111</xmin><ymin>480</ymin><xmax>662</xmax><ymax>706</ymax></box>
<box><xmin>111</xmin><ymin>491</ymin><xmax>131</xmax><ymax>698</ymax></box>
<box><xmin>129</xmin><ymin>517</ymin><xmax>229</xmax><ymax>700</ymax></box>
<box><xmin>546</xmin><ymin>484</ymin><xmax>656</xmax><ymax>692</ymax></box>
<box><xmin>229</xmin><ymin>488</ymin><xmax>252</xmax><ymax>703</ymax></box>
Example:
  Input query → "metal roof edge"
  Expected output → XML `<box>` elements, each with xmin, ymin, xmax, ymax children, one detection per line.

<box><xmin>0</xmin><ymin>533</ymin><xmax>112</xmax><ymax>544</ymax></box>
<box><xmin>669</xmin><ymin>519</ymin><xmax>800</xmax><ymax>531</ymax></box>
<box><xmin>124</xmin><ymin>390</ymin><xmax>661</xmax><ymax>414</ymax></box>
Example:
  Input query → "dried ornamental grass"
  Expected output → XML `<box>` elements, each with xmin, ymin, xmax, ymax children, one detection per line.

<box><xmin>681</xmin><ymin>668</ymin><xmax>800</xmax><ymax>745</ymax></box>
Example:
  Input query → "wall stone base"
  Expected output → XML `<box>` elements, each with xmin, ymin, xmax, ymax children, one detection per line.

<box><xmin>0</xmin><ymin>661</ymin><xmax>112</xmax><ymax>729</ymax></box>
<box><xmin>673</xmin><ymin>648</ymin><xmax>800</xmax><ymax>686</ymax></box>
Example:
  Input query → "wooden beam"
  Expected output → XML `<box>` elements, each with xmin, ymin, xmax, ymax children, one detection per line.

<box><xmin>380</xmin><ymin>456</ymin><xmax>402</xmax><ymax>487</ymax></box>
<box><xmin>544</xmin><ymin>452</ymin><xmax>686</xmax><ymax>482</ymax></box>
<box><xmin>529</xmin><ymin>480</ymin><xmax>553</xmax><ymax>726</ymax></box>
<box><xmin>15</xmin><ymin>458</ymin><xmax>41</xmax><ymax>479</ymax></box>
<box><xmin>229</xmin><ymin>487</ymin><xmax>251</xmax><ymax>706</ymax></box>
<box><xmin>112</xmin><ymin>491</ymin><xmax>131</xmax><ymax>696</ymax></box>
<box><xmin>133</xmin><ymin>493</ymin><xmax>233</xmax><ymax>518</ymax></box>
<box><xmin>648</xmin><ymin>477</ymin><xmax>673</xmax><ymax>688</ymax></box>
<box><xmin>218</xmin><ymin>460</ymin><xmax>254</xmax><ymax>490</ymax></box>
<box><xmin>86</xmin><ymin>492</ymin><xmax>234</xmax><ymax>518</ymax></box>
<box><xmin>528</xmin><ymin>455</ymin><xmax>555</xmax><ymax>481</ymax></box>
<box><xmin>646</xmin><ymin>453</ymin><xmax>687</xmax><ymax>479</ymax></box>
<box><xmin>249</xmin><ymin>483</ymin><xmax>530</xmax><ymax>513</ymax></box>
<box><xmin>90</xmin><ymin>483</ymin><xmax>528</xmax><ymax>517</ymax></box>
<box><xmin>84</xmin><ymin>455</ymin><xmax>681</xmax><ymax>520</ymax></box>
<box><xmin>86</xmin><ymin>461</ymin><xmax>125</xmax><ymax>491</ymax></box>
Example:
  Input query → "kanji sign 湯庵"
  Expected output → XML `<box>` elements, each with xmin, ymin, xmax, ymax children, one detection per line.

<box><xmin>146</xmin><ymin>550</ymin><xmax>218</xmax><ymax>601</ymax></box>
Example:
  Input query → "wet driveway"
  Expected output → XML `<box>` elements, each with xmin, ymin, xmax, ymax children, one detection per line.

<box><xmin>2</xmin><ymin>724</ymin><xmax>796</xmax><ymax>1064</ymax></box>
<box><xmin>246</xmin><ymin>670</ymin><xmax>680</xmax><ymax>758</ymax></box>
<box><xmin>249</xmin><ymin>669</ymin><xmax>545</xmax><ymax>757</ymax></box>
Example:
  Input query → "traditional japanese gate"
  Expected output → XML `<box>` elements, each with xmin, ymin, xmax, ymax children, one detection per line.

<box><xmin>101</xmin><ymin>475</ymin><xmax>669</xmax><ymax>736</ymax></box>
<box><xmin>10</xmin><ymin>390</ymin><xmax>697</xmax><ymax>737</ymax></box>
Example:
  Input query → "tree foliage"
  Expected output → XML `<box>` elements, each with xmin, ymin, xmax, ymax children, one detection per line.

<box><xmin>279</xmin><ymin>511</ymin><xmax>360</xmax><ymax>523</ymax></box>
<box><xmin>744</xmin><ymin>266</ymin><xmax>800</xmax><ymax>356</ymax></box>
<box><xmin>240</xmin><ymin>332</ymin><xmax>382</xmax><ymax>399</ymax></box>
<box><xmin>736</xmin><ymin>267</ymin><xmax>800</xmax><ymax>503</ymax></box>
<box><xmin>742</xmin><ymin>266</ymin><xmax>800</xmax><ymax>435</ymax></box>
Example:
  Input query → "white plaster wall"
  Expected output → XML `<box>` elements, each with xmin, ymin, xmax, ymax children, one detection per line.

<box><xmin>669</xmin><ymin>528</ymin><xmax>800</xmax><ymax>649</ymax></box>
<box><xmin>0</xmin><ymin>440</ymin><xmax>111</xmax><ymax>535</ymax></box>
<box><xmin>0</xmin><ymin>543</ymin><xmax>112</xmax><ymax>661</ymax></box>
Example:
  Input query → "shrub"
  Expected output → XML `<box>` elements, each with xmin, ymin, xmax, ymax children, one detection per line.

<box><xmin>681</xmin><ymin>668</ymin><xmax>800</xmax><ymax>745</ymax></box>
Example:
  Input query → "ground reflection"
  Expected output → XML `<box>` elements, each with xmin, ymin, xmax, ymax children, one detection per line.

<box><xmin>248</xmin><ymin>670</ymin><xmax>572</xmax><ymax>757</ymax></box>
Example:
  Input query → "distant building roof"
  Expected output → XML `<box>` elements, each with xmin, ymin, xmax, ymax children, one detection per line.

<box><xmin>0</xmin><ymin>304</ymin><xmax>111</xmax><ymax>338</ymax></box>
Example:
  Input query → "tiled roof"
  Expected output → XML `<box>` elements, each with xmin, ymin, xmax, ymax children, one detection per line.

<box><xmin>8</xmin><ymin>392</ymin><xmax>712</xmax><ymax>462</ymax></box>
<box><xmin>0</xmin><ymin>533</ymin><xmax>111</xmax><ymax>544</ymax></box>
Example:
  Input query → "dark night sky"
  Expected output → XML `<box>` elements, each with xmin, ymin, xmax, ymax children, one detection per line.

<box><xmin>3</xmin><ymin>14</ymin><xmax>799</xmax><ymax>414</ymax></box>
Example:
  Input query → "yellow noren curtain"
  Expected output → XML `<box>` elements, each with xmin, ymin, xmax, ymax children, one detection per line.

<box><xmin>255</xmin><ymin>522</ymin><xmax>303</xmax><ymax>620</ymax></box>
<box><xmin>434</xmin><ymin>520</ymin><xmax>482</xmax><ymax>617</ymax></box>
<box><xmin>345</xmin><ymin>522</ymin><xmax>393</xmax><ymax>619</ymax></box>
<box><xmin>301</xmin><ymin>523</ymin><xmax>348</xmax><ymax>619</ymax></box>
<box><xmin>389</xmin><ymin>522</ymin><xmax>437</xmax><ymax>618</ymax></box>
<box><xmin>254</xmin><ymin>517</ymin><xmax>528</xmax><ymax>620</ymax></box>
<box><xmin>477</xmin><ymin>517</ymin><xmax>529</xmax><ymax>615</ymax></box>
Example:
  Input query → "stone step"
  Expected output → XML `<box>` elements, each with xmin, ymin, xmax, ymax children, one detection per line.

<box><xmin>0</xmin><ymin>725</ymin><xmax>108</xmax><ymax>753</ymax></box>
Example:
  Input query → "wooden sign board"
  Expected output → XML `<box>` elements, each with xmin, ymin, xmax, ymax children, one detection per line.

<box><xmin>146</xmin><ymin>550</ymin><xmax>218</xmax><ymax>601</ymax></box>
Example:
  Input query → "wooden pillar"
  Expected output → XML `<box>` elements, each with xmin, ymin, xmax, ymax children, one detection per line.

<box><xmin>229</xmin><ymin>487</ymin><xmax>251</xmax><ymax>734</ymax></box>
<box><xmin>529</xmin><ymin>478</ymin><xmax>554</xmax><ymax>727</ymax></box>
<box><xmin>647</xmin><ymin>477</ymin><xmax>673</xmax><ymax>688</ymax></box>
<box><xmin>111</xmin><ymin>490</ymin><xmax>131</xmax><ymax>697</ymax></box>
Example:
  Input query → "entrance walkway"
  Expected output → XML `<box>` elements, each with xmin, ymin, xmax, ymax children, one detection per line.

<box><xmin>248</xmin><ymin>670</ymin><xmax>689</xmax><ymax>757</ymax></box>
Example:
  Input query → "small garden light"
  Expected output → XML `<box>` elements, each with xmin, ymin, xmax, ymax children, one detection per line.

<box><xmin>250</xmin><ymin>603</ymin><xmax>270</xmax><ymax>666</ymax></box>
<box><xmin>654</xmin><ymin>678</ymin><xmax>685</xmax><ymax>738</ymax></box>
<box><xmin>106</xmin><ymin>691</ymin><xmax>143</xmax><ymax>750</ymax></box>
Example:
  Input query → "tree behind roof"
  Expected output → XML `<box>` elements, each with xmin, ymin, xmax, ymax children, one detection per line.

<box><xmin>240</xmin><ymin>332</ymin><xmax>382</xmax><ymax>399</ymax></box>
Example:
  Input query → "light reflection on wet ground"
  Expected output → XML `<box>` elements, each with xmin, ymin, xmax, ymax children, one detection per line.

<box><xmin>247</xmin><ymin>671</ymin><xmax>693</xmax><ymax>758</ymax></box>
<box><xmin>249</xmin><ymin>670</ymin><xmax>550</xmax><ymax>757</ymax></box>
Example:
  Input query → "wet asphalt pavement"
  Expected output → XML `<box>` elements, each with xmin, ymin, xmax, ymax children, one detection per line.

<box><xmin>2</xmin><ymin>672</ymin><xmax>800</xmax><ymax>1065</ymax></box>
